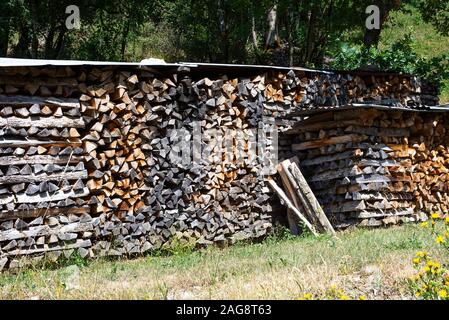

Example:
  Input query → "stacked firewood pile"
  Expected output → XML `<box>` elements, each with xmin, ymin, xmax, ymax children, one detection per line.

<box><xmin>0</xmin><ymin>67</ymin><xmax>93</xmax><ymax>270</ymax></box>
<box><xmin>0</xmin><ymin>66</ymin><xmax>278</xmax><ymax>269</ymax></box>
<box><xmin>264</xmin><ymin>70</ymin><xmax>438</xmax><ymax>118</ymax></box>
<box><xmin>0</xmin><ymin>62</ymin><xmax>443</xmax><ymax>270</ymax></box>
<box><xmin>401</xmin><ymin>112</ymin><xmax>449</xmax><ymax>214</ymax></box>
<box><xmin>80</xmin><ymin>69</ymin><xmax>275</xmax><ymax>256</ymax></box>
<box><xmin>285</xmin><ymin>107</ymin><xmax>449</xmax><ymax>228</ymax></box>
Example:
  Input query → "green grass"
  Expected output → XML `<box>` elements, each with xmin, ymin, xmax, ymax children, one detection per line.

<box><xmin>0</xmin><ymin>223</ymin><xmax>446</xmax><ymax>300</ymax></box>
<box><xmin>380</xmin><ymin>5</ymin><xmax>449</xmax><ymax>103</ymax></box>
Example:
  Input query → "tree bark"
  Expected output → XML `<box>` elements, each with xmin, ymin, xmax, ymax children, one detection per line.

<box><xmin>287</xmin><ymin>3</ymin><xmax>294</xmax><ymax>66</ymax></box>
<box><xmin>251</xmin><ymin>15</ymin><xmax>258</xmax><ymax>48</ymax></box>
<box><xmin>29</xmin><ymin>0</ymin><xmax>39</xmax><ymax>58</ymax></box>
<box><xmin>217</xmin><ymin>0</ymin><xmax>228</xmax><ymax>62</ymax></box>
<box><xmin>265</xmin><ymin>5</ymin><xmax>278</xmax><ymax>49</ymax></box>
<box><xmin>121</xmin><ymin>19</ymin><xmax>130</xmax><ymax>61</ymax></box>
<box><xmin>0</xmin><ymin>19</ymin><xmax>10</xmax><ymax>56</ymax></box>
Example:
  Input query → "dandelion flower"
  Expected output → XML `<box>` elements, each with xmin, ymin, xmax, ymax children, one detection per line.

<box><xmin>416</xmin><ymin>251</ymin><xmax>427</xmax><ymax>258</ymax></box>
<box><xmin>300</xmin><ymin>293</ymin><xmax>314</xmax><ymax>300</ymax></box>
<box><xmin>436</xmin><ymin>235</ymin><xmax>445</xmax><ymax>244</ymax></box>
<box><xmin>421</xmin><ymin>221</ymin><xmax>429</xmax><ymax>228</ymax></box>
<box><xmin>438</xmin><ymin>290</ymin><xmax>447</xmax><ymax>299</ymax></box>
<box><xmin>431</xmin><ymin>213</ymin><xmax>440</xmax><ymax>220</ymax></box>
<box><xmin>359</xmin><ymin>295</ymin><xmax>366</xmax><ymax>300</ymax></box>
<box><xmin>413</xmin><ymin>258</ymin><xmax>420</xmax><ymax>265</ymax></box>
<box><xmin>339</xmin><ymin>295</ymin><xmax>351</xmax><ymax>300</ymax></box>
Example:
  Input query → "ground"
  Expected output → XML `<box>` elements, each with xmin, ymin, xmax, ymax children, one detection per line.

<box><xmin>0</xmin><ymin>223</ymin><xmax>446</xmax><ymax>300</ymax></box>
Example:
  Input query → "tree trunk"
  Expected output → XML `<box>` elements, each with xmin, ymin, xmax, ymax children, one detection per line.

<box><xmin>121</xmin><ymin>19</ymin><xmax>130</xmax><ymax>61</ymax></box>
<box><xmin>287</xmin><ymin>8</ymin><xmax>294</xmax><ymax>66</ymax></box>
<box><xmin>217</xmin><ymin>0</ymin><xmax>228</xmax><ymax>62</ymax></box>
<box><xmin>53</xmin><ymin>28</ymin><xmax>67</xmax><ymax>59</ymax></box>
<box><xmin>251</xmin><ymin>15</ymin><xmax>258</xmax><ymax>48</ymax></box>
<box><xmin>44</xmin><ymin>26</ymin><xmax>55</xmax><ymax>59</ymax></box>
<box><xmin>0</xmin><ymin>19</ymin><xmax>10</xmax><ymax>56</ymax></box>
<box><xmin>29</xmin><ymin>0</ymin><xmax>39</xmax><ymax>58</ymax></box>
<box><xmin>265</xmin><ymin>5</ymin><xmax>278</xmax><ymax>49</ymax></box>
<box><xmin>14</xmin><ymin>25</ymin><xmax>31</xmax><ymax>58</ymax></box>
<box><xmin>303</xmin><ymin>10</ymin><xmax>317</xmax><ymax>64</ymax></box>
<box><xmin>363</xmin><ymin>28</ymin><xmax>382</xmax><ymax>48</ymax></box>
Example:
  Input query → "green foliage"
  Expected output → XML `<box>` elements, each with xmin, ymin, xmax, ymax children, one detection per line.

<box><xmin>0</xmin><ymin>0</ymin><xmax>447</xmax><ymax>94</ymax></box>
<box><xmin>155</xmin><ymin>234</ymin><xmax>197</xmax><ymax>256</ymax></box>
<box><xmin>417</xmin><ymin>0</ymin><xmax>449</xmax><ymax>36</ymax></box>
<box><xmin>332</xmin><ymin>35</ymin><xmax>449</xmax><ymax>88</ymax></box>
<box><xmin>269</xmin><ymin>223</ymin><xmax>297</xmax><ymax>242</ymax></box>
<box><xmin>385</xmin><ymin>229</ymin><xmax>423</xmax><ymax>250</ymax></box>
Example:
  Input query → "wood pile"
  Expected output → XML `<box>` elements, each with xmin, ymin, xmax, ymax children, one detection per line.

<box><xmin>0</xmin><ymin>66</ymin><xmax>278</xmax><ymax>269</ymax></box>
<box><xmin>285</xmin><ymin>107</ymin><xmax>448</xmax><ymax>228</ymax></box>
<box><xmin>0</xmin><ymin>67</ymin><xmax>93</xmax><ymax>270</ymax></box>
<box><xmin>0</xmin><ymin>63</ymin><xmax>442</xmax><ymax>270</ymax></box>
<box><xmin>263</xmin><ymin>70</ymin><xmax>438</xmax><ymax>118</ymax></box>
<box><xmin>80</xmin><ymin>69</ymin><xmax>275</xmax><ymax>255</ymax></box>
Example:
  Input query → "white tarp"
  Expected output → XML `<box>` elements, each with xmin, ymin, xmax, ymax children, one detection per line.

<box><xmin>0</xmin><ymin>57</ymin><xmax>177</xmax><ymax>67</ymax></box>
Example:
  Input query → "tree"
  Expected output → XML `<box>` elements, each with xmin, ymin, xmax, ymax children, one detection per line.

<box><xmin>418</xmin><ymin>0</ymin><xmax>449</xmax><ymax>36</ymax></box>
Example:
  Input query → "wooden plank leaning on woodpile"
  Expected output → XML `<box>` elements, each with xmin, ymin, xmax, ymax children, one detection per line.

<box><xmin>273</xmin><ymin>158</ymin><xmax>335</xmax><ymax>236</ymax></box>
<box><xmin>267</xmin><ymin>177</ymin><xmax>318</xmax><ymax>236</ymax></box>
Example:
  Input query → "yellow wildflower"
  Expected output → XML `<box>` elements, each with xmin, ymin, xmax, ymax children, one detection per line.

<box><xmin>300</xmin><ymin>293</ymin><xmax>314</xmax><ymax>300</ymax></box>
<box><xmin>445</xmin><ymin>217</ymin><xmax>449</xmax><ymax>224</ymax></box>
<box><xmin>436</xmin><ymin>235</ymin><xmax>446</xmax><ymax>244</ymax></box>
<box><xmin>359</xmin><ymin>296</ymin><xmax>366</xmax><ymax>300</ymax></box>
<box><xmin>409</xmin><ymin>275</ymin><xmax>419</xmax><ymax>281</ymax></box>
<box><xmin>438</xmin><ymin>290</ymin><xmax>447</xmax><ymax>299</ymax></box>
<box><xmin>421</xmin><ymin>221</ymin><xmax>429</xmax><ymax>228</ymax></box>
<box><xmin>413</xmin><ymin>258</ymin><xmax>420</xmax><ymax>265</ymax></box>
<box><xmin>431</xmin><ymin>213</ymin><xmax>440</xmax><ymax>220</ymax></box>
<box><xmin>339</xmin><ymin>295</ymin><xmax>351</xmax><ymax>300</ymax></box>
<box><xmin>416</xmin><ymin>251</ymin><xmax>427</xmax><ymax>258</ymax></box>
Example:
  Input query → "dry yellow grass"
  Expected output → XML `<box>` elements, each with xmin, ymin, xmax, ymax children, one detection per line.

<box><xmin>0</xmin><ymin>224</ymin><xmax>446</xmax><ymax>300</ymax></box>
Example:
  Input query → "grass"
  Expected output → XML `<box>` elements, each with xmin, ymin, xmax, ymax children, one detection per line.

<box><xmin>0</xmin><ymin>223</ymin><xmax>446</xmax><ymax>300</ymax></box>
<box><xmin>380</xmin><ymin>4</ymin><xmax>449</xmax><ymax>103</ymax></box>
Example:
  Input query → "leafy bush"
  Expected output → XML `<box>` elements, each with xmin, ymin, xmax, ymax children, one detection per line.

<box><xmin>332</xmin><ymin>35</ymin><xmax>449</xmax><ymax>89</ymax></box>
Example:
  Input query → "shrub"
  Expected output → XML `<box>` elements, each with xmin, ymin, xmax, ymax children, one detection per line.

<box><xmin>331</xmin><ymin>35</ymin><xmax>449</xmax><ymax>89</ymax></box>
